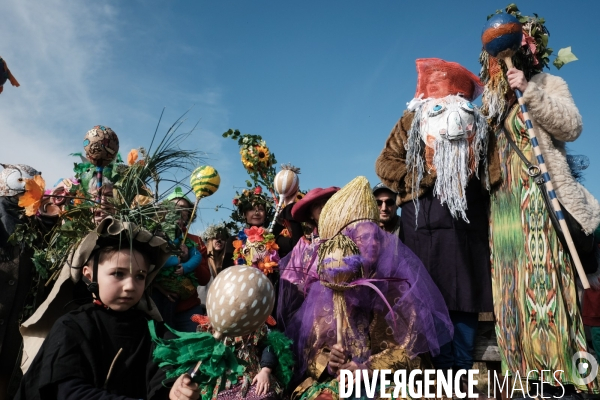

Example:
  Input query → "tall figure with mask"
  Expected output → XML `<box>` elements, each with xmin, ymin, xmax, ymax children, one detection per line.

<box><xmin>375</xmin><ymin>58</ymin><xmax>501</xmax><ymax>397</ymax></box>
<box><xmin>480</xmin><ymin>5</ymin><xmax>600</xmax><ymax>397</ymax></box>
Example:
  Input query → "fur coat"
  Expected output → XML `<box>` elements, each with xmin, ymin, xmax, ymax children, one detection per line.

<box><xmin>375</xmin><ymin>112</ymin><xmax>502</xmax><ymax>205</ymax></box>
<box><xmin>519</xmin><ymin>72</ymin><xmax>600</xmax><ymax>234</ymax></box>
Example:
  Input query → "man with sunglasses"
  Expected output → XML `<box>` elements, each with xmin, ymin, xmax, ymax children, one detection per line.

<box><xmin>373</xmin><ymin>183</ymin><xmax>402</xmax><ymax>238</ymax></box>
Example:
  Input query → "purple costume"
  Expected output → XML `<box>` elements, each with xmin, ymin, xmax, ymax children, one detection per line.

<box><xmin>277</xmin><ymin>233</ymin><xmax>321</xmax><ymax>330</ymax></box>
<box><xmin>285</xmin><ymin>221</ymin><xmax>453</xmax><ymax>380</ymax></box>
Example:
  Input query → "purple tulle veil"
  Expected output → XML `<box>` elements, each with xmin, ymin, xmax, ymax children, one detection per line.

<box><xmin>281</xmin><ymin>221</ymin><xmax>453</xmax><ymax>376</ymax></box>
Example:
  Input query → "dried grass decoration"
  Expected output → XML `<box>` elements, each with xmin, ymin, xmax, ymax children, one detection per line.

<box><xmin>318</xmin><ymin>176</ymin><xmax>379</xmax><ymax>240</ymax></box>
<box><xmin>317</xmin><ymin>234</ymin><xmax>363</xmax><ymax>346</ymax></box>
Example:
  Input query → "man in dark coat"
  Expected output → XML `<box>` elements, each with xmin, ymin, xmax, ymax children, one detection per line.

<box><xmin>375</xmin><ymin>59</ymin><xmax>500</xmax><ymax>397</ymax></box>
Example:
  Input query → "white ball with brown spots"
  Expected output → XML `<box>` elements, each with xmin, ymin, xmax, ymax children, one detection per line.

<box><xmin>206</xmin><ymin>265</ymin><xmax>275</xmax><ymax>339</ymax></box>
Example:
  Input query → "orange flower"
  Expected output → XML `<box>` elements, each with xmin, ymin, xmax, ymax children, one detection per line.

<box><xmin>265</xmin><ymin>240</ymin><xmax>279</xmax><ymax>252</ymax></box>
<box><xmin>18</xmin><ymin>175</ymin><xmax>46</xmax><ymax>216</ymax></box>
<box><xmin>73</xmin><ymin>190</ymin><xmax>85</xmax><ymax>206</ymax></box>
<box><xmin>127</xmin><ymin>149</ymin><xmax>138</xmax><ymax>166</ymax></box>
<box><xmin>258</xmin><ymin>254</ymin><xmax>277</xmax><ymax>275</ymax></box>
<box><xmin>232</xmin><ymin>240</ymin><xmax>244</xmax><ymax>250</ymax></box>
<box><xmin>266</xmin><ymin>315</ymin><xmax>276</xmax><ymax>326</ymax></box>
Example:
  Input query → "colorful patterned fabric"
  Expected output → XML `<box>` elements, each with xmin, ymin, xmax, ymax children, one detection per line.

<box><xmin>489</xmin><ymin>104</ymin><xmax>598</xmax><ymax>392</ymax></box>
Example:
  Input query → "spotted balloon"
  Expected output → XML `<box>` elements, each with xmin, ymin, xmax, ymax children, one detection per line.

<box><xmin>206</xmin><ymin>265</ymin><xmax>275</xmax><ymax>339</ymax></box>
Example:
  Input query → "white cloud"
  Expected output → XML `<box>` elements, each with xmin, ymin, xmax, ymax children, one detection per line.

<box><xmin>0</xmin><ymin>0</ymin><xmax>119</xmax><ymax>184</ymax></box>
<box><xmin>0</xmin><ymin>0</ymin><xmax>234</xmax><ymax>230</ymax></box>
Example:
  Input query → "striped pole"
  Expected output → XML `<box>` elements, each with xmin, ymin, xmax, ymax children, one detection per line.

<box><xmin>267</xmin><ymin>194</ymin><xmax>285</xmax><ymax>233</ymax></box>
<box><xmin>95</xmin><ymin>166</ymin><xmax>104</xmax><ymax>203</ymax></box>
<box><xmin>504</xmin><ymin>57</ymin><xmax>590</xmax><ymax>289</ymax></box>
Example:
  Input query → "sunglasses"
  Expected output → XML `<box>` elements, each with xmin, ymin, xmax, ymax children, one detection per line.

<box><xmin>376</xmin><ymin>199</ymin><xmax>395</xmax><ymax>207</ymax></box>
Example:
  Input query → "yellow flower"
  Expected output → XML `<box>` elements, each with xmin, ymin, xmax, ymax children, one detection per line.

<box><xmin>255</xmin><ymin>145</ymin><xmax>270</xmax><ymax>163</ymax></box>
<box><xmin>18</xmin><ymin>175</ymin><xmax>46</xmax><ymax>216</ymax></box>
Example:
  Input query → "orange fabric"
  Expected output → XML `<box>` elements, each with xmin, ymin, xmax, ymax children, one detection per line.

<box><xmin>176</xmin><ymin>233</ymin><xmax>211</xmax><ymax>313</ymax></box>
<box><xmin>415</xmin><ymin>58</ymin><xmax>483</xmax><ymax>101</ymax></box>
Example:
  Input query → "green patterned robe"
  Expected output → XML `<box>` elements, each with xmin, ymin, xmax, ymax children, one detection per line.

<box><xmin>489</xmin><ymin>104</ymin><xmax>597</xmax><ymax>392</ymax></box>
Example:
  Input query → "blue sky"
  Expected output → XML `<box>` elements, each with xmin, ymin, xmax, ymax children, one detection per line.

<box><xmin>2</xmin><ymin>0</ymin><xmax>599</xmax><ymax>234</ymax></box>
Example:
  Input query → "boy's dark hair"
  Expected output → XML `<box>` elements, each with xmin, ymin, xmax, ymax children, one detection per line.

<box><xmin>85</xmin><ymin>238</ymin><xmax>153</xmax><ymax>271</ymax></box>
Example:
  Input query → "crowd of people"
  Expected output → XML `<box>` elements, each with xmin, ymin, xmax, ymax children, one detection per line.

<box><xmin>1</xmin><ymin>4</ymin><xmax>600</xmax><ymax>400</ymax></box>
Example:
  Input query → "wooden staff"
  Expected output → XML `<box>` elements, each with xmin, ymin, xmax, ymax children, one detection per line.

<box><xmin>502</xmin><ymin>55</ymin><xmax>590</xmax><ymax>289</ymax></box>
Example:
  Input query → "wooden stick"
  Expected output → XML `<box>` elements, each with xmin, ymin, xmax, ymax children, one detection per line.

<box><xmin>504</xmin><ymin>57</ymin><xmax>590</xmax><ymax>289</ymax></box>
<box><xmin>181</xmin><ymin>198</ymin><xmax>199</xmax><ymax>244</ymax></box>
<box><xmin>336</xmin><ymin>311</ymin><xmax>343</xmax><ymax>346</ymax></box>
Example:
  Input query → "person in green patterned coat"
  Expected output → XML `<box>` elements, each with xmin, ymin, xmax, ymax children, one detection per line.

<box><xmin>480</xmin><ymin>4</ymin><xmax>600</xmax><ymax>398</ymax></box>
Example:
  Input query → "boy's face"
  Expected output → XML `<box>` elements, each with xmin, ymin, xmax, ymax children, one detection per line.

<box><xmin>83</xmin><ymin>248</ymin><xmax>148</xmax><ymax>311</ymax></box>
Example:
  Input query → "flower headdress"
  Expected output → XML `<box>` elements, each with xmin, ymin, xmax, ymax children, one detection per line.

<box><xmin>480</xmin><ymin>3</ymin><xmax>578</xmax><ymax>125</ymax></box>
<box><xmin>230</xmin><ymin>186</ymin><xmax>275</xmax><ymax>225</ymax></box>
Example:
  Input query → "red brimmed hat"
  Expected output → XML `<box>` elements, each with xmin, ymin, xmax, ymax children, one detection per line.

<box><xmin>415</xmin><ymin>58</ymin><xmax>484</xmax><ymax>101</ymax></box>
<box><xmin>292</xmin><ymin>187</ymin><xmax>340</xmax><ymax>223</ymax></box>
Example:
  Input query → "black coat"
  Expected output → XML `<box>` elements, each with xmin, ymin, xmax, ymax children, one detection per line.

<box><xmin>400</xmin><ymin>178</ymin><xmax>493</xmax><ymax>313</ymax></box>
<box><xmin>15</xmin><ymin>303</ymin><xmax>170</xmax><ymax>400</ymax></box>
<box><xmin>0</xmin><ymin>198</ymin><xmax>34</xmax><ymax>378</ymax></box>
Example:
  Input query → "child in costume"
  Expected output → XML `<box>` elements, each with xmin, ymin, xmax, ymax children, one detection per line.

<box><xmin>153</xmin><ymin>187</ymin><xmax>209</xmax><ymax>331</ymax></box>
<box><xmin>194</xmin><ymin>315</ymin><xmax>291</xmax><ymax>400</ymax></box>
<box><xmin>15</xmin><ymin>217</ymin><xmax>200</xmax><ymax>400</ymax></box>
<box><xmin>150</xmin><ymin>266</ymin><xmax>295</xmax><ymax>400</ymax></box>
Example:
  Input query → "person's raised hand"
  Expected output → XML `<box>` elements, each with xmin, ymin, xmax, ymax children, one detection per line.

<box><xmin>507</xmin><ymin>68</ymin><xmax>528</xmax><ymax>93</ymax></box>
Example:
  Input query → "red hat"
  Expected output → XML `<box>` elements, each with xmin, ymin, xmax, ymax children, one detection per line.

<box><xmin>414</xmin><ymin>58</ymin><xmax>483</xmax><ymax>101</ymax></box>
<box><xmin>291</xmin><ymin>187</ymin><xmax>340</xmax><ymax>223</ymax></box>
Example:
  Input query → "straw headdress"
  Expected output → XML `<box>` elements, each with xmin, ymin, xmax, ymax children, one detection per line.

<box><xmin>318</xmin><ymin>176</ymin><xmax>379</xmax><ymax>240</ymax></box>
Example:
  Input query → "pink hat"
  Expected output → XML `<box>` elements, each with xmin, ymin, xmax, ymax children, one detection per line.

<box><xmin>291</xmin><ymin>187</ymin><xmax>340</xmax><ymax>223</ymax></box>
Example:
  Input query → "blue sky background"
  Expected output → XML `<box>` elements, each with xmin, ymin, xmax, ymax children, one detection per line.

<box><xmin>2</xmin><ymin>0</ymin><xmax>599</xmax><ymax>234</ymax></box>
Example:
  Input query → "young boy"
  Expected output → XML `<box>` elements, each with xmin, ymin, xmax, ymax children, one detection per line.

<box><xmin>15</xmin><ymin>238</ymin><xmax>200</xmax><ymax>400</ymax></box>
